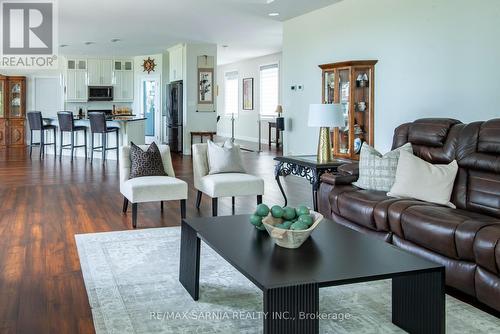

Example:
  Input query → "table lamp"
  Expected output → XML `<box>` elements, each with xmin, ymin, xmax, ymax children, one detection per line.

<box><xmin>308</xmin><ymin>103</ymin><xmax>344</xmax><ymax>163</ymax></box>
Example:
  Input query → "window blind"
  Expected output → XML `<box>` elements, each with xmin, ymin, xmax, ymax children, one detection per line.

<box><xmin>259</xmin><ymin>64</ymin><xmax>279</xmax><ymax>117</ymax></box>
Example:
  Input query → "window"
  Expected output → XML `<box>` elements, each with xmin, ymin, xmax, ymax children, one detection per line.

<box><xmin>259</xmin><ymin>63</ymin><xmax>279</xmax><ymax>117</ymax></box>
<box><xmin>224</xmin><ymin>71</ymin><xmax>238</xmax><ymax>116</ymax></box>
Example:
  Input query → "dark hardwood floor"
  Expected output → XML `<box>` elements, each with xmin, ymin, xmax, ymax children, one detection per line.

<box><xmin>0</xmin><ymin>145</ymin><xmax>311</xmax><ymax>334</ymax></box>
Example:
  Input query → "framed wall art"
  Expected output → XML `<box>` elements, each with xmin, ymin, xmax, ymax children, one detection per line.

<box><xmin>198</xmin><ymin>68</ymin><xmax>214</xmax><ymax>104</ymax></box>
<box><xmin>242</xmin><ymin>77</ymin><xmax>254</xmax><ymax>110</ymax></box>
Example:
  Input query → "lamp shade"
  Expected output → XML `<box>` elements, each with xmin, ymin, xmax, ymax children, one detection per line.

<box><xmin>308</xmin><ymin>103</ymin><xmax>344</xmax><ymax>127</ymax></box>
<box><xmin>275</xmin><ymin>105</ymin><xmax>283</xmax><ymax>114</ymax></box>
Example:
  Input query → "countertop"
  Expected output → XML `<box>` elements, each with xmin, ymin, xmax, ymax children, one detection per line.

<box><xmin>44</xmin><ymin>116</ymin><xmax>147</xmax><ymax>123</ymax></box>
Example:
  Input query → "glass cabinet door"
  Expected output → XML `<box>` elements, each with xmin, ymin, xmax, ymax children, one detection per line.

<box><xmin>9</xmin><ymin>81</ymin><xmax>22</xmax><ymax>118</ymax></box>
<box><xmin>337</xmin><ymin>69</ymin><xmax>350</xmax><ymax>154</ymax></box>
<box><xmin>352</xmin><ymin>67</ymin><xmax>371</xmax><ymax>156</ymax></box>
<box><xmin>323</xmin><ymin>70</ymin><xmax>335</xmax><ymax>104</ymax></box>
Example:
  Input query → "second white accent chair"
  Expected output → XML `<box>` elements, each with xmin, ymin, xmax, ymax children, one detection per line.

<box><xmin>192</xmin><ymin>143</ymin><xmax>265</xmax><ymax>216</ymax></box>
<box><xmin>120</xmin><ymin>144</ymin><xmax>188</xmax><ymax>228</ymax></box>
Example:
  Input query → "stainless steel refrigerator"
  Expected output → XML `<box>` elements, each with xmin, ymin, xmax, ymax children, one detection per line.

<box><xmin>165</xmin><ymin>81</ymin><xmax>183</xmax><ymax>153</ymax></box>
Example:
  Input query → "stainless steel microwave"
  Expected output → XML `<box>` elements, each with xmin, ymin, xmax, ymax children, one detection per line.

<box><xmin>88</xmin><ymin>86</ymin><xmax>113</xmax><ymax>101</ymax></box>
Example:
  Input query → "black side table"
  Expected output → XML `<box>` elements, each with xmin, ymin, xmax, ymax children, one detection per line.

<box><xmin>274</xmin><ymin>155</ymin><xmax>353</xmax><ymax>211</ymax></box>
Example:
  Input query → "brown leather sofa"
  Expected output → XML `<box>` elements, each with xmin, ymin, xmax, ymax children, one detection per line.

<box><xmin>318</xmin><ymin>118</ymin><xmax>500</xmax><ymax>313</ymax></box>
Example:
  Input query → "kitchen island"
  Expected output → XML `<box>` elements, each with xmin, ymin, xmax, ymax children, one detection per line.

<box><xmin>42</xmin><ymin>117</ymin><xmax>146</xmax><ymax>160</ymax></box>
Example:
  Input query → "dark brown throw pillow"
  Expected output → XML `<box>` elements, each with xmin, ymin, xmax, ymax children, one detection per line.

<box><xmin>129</xmin><ymin>142</ymin><xmax>167</xmax><ymax>178</ymax></box>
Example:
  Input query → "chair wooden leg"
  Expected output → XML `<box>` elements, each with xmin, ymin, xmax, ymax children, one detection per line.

<box><xmin>90</xmin><ymin>134</ymin><xmax>94</xmax><ymax>164</ymax></box>
<box><xmin>53</xmin><ymin>128</ymin><xmax>57</xmax><ymax>157</ymax></box>
<box><xmin>40</xmin><ymin>130</ymin><xmax>44</xmax><ymax>159</ymax></box>
<box><xmin>102</xmin><ymin>133</ymin><xmax>106</xmax><ymax>164</ymax></box>
<box><xmin>180</xmin><ymin>199</ymin><xmax>186</xmax><ymax>219</ymax></box>
<box><xmin>257</xmin><ymin>195</ymin><xmax>263</xmax><ymax>205</ymax></box>
<box><xmin>161</xmin><ymin>201</ymin><xmax>164</xmax><ymax>213</ymax></box>
<box><xmin>29</xmin><ymin>130</ymin><xmax>33</xmax><ymax>158</ymax></box>
<box><xmin>59</xmin><ymin>131</ymin><xmax>63</xmax><ymax>160</ymax></box>
<box><xmin>232</xmin><ymin>197</ymin><xmax>235</xmax><ymax>215</ymax></box>
<box><xmin>132</xmin><ymin>203</ymin><xmax>138</xmax><ymax>228</ymax></box>
<box><xmin>84</xmin><ymin>129</ymin><xmax>88</xmax><ymax>160</ymax></box>
<box><xmin>122</xmin><ymin>197</ymin><xmax>129</xmax><ymax>213</ymax></box>
<box><xmin>70</xmin><ymin>131</ymin><xmax>75</xmax><ymax>161</ymax></box>
<box><xmin>195</xmin><ymin>191</ymin><xmax>202</xmax><ymax>209</ymax></box>
<box><xmin>212</xmin><ymin>197</ymin><xmax>218</xmax><ymax>217</ymax></box>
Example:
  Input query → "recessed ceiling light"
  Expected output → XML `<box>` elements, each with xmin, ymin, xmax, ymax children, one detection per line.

<box><xmin>266</xmin><ymin>0</ymin><xmax>276</xmax><ymax>3</ymax></box>
<box><xmin>268</xmin><ymin>12</ymin><xmax>280</xmax><ymax>17</ymax></box>
<box><xmin>59</xmin><ymin>44</ymin><xmax>68</xmax><ymax>47</ymax></box>
<box><xmin>111</xmin><ymin>38</ymin><xmax>121</xmax><ymax>43</ymax></box>
<box><xmin>84</xmin><ymin>41</ymin><xmax>95</xmax><ymax>45</ymax></box>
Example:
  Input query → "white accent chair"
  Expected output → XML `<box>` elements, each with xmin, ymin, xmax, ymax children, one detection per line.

<box><xmin>120</xmin><ymin>144</ymin><xmax>188</xmax><ymax>228</ymax></box>
<box><xmin>192</xmin><ymin>143</ymin><xmax>264</xmax><ymax>216</ymax></box>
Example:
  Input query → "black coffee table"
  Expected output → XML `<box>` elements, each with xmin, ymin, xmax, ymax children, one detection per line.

<box><xmin>179</xmin><ymin>215</ymin><xmax>444</xmax><ymax>334</ymax></box>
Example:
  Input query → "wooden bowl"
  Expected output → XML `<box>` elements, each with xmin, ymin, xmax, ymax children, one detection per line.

<box><xmin>262</xmin><ymin>211</ymin><xmax>323</xmax><ymax>249</ymax></box>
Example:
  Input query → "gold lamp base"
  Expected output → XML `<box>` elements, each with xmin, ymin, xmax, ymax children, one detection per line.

<box><xmin>317</xmin><ymin>127</ymin><xmax>332</xmax><ymax>163</ymax></box>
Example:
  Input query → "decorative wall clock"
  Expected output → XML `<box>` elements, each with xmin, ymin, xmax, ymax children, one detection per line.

<box><xmin>143</xmin><ymin>57</ymin><xmax>156</xmax><ymax>74</ymax></box>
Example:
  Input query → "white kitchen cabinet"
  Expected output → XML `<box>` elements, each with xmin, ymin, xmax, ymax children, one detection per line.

<box><xmin>88</xmin><ymin>58</ymin><xmax>113</xmax><ymax>86</ymax></box>
<box><xmin>169</xmin><ymin>45</ymin><xmax>184</xmax><ymax>82</ymax></box>
<box><xmin>65</xmin><ymin>59</ymin><xmax>87</xmax><ymax>102</ymax></box>
<box><xmin>113</xmin><ymin>59</ymin><xmax>134</xmax><ymax>102</ymax></box>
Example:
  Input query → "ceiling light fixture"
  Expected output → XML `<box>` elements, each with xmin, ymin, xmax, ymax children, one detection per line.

<box><xmin>222</xmin><ymin>45</ymin><xmax>229</xmax><ymax>48</ymax></box>
<box><xmin>84</xmin><ymin>41</ymin><xmax>95</xmax><ymax>45</ymax></box>
<box><xmin>111</xmin><ymin>38</ymin><xmax>121</xmax><ymax>43</ymax></box>
<box><xmin>266</xmin><ymin>0</ymin><xmax>276</xmax><ymax>3</ymax></box>
<box><xmin>268</xmin><ymin>12</ymin><xmax>280</xmax><ymax>17</ymax></box>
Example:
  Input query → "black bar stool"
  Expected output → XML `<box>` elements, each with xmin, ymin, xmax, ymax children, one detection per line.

<box><xmin>88</xmin><ymin>112</ymin><xmax>119</xmax><ymax>164</ymax></box>
<box><xmin>27</xmin><ymin>111</ymin><xmax>57</xmax><ymax>159</ymax></box>
<box><xmin>57</xmin><ymin>111</ymin><xmax>88</xmax><ymax>161</ymax></box>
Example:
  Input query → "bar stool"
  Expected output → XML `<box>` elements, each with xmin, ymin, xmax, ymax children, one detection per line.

<box><xmin>57</xmin><ymin>111</ymin><xmax>88</xmax><ymax>161</ymax></box>
<box><xmin>27</xmin><ymin>111</ymin><xmax>57</xmax><ymax>159</ymax></box>
<box><xmin>88</xmin><ymin>112</ymin><xmax>119</xmax><ymax>164</ymax></box>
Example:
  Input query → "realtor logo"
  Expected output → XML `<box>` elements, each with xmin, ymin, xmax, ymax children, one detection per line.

<box><xmin>0</xmin><ymin>0</ymin><xmax>58</xmax><ymax>68</ymax></box>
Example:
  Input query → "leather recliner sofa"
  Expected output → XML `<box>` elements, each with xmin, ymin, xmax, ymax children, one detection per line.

<box><xmin>318</xmin><ymin>118</ymin><xmax>500</xmax><ymax>312</ymax></box>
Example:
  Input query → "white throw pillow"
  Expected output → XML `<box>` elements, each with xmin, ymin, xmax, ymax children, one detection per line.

<box><xmin>353</xmin><ymin>143</ymin><xmax>413</xmax><ymax>191</ymax></box>
<box><xmin>207</xmin><ymin>140</ymin><xmax>246</xmax><ymax>175</ymax></box>
<box><xmin>388</xmin><ymin>150</ymin><xmax>458</xmax><ymax>208</ymax></box>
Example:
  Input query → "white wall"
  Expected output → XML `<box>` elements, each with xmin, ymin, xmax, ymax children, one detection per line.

<box><xmin>217</xmin><ymin>53</ymin><xmax>282</xmax><ymax>143</ymax></box>
<box><xmin>282</xmin><ymin>0</ymin><xmax>500</xmax><ymax>155</ymax></box>
<box><xmin>183</xmin><ymin>43</ymin><xmax>218</xmax><ymax>154</ymax></box>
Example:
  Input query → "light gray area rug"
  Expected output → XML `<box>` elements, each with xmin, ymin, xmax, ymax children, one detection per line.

<box><xmin>75</xmin><ymin>227</ymin><xmax>500</xmax><ymax>334</ymax></box>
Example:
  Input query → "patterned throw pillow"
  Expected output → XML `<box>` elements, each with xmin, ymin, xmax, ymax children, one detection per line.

<box><xmin>352</xmin><ymin>143</ymin><xmax>413</xmax><ymax>191</ymax></box>
<box><xmin>129</xmin><ymin>142</ymin><xmax>167</xmax><ymax>179</ymax></box>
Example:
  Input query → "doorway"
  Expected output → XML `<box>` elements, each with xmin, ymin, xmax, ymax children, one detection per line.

<box><xmin>141</xmin><ymin>77</ymin><xmax>160</xmax><ymax>142</ymax></box>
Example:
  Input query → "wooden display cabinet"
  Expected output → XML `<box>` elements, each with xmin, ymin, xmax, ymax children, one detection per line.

<box><xmin>0</xmin><ymin>75</ymin><xmax>26</xmax><ymax>148</ymax></box>
<box><xmin>319</xmin><ymin>60</ymin><xmax>377</xmax><ymax>160</ymax></box>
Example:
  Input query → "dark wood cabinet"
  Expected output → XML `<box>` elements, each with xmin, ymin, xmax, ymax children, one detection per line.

<box><xmin>8</xmin><ymin>119</ymin><xmax>25</xmax><ymax>147</ymax></box>
<box><xmin>0</xmin><ymin>118</ymin><xmax>6</xmax><ymax>146</ymax></box>
<box><xmin>0</xmin><ymin>75</ymin><xmax>26</xmax><ymax>148</ymax></box>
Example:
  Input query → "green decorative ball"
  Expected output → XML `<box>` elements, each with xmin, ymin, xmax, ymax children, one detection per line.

<box><xmin>281</xmin><ymin>221</ymin><xmax>294</xmax><ymax>229</ymax></box>
<box><xmin>250</xmin><ymin>214</ymin><xmax>263</xmax><ymax>226</ymax></box>
<box><xmin>255</xmin><ymin>204</ymin><xmax>270</xmax><ymax>217</ymax></box>
<box><xmin>298</xmin><ymin>214</ymin><xmax>314</xmax><ymax>227</ymax></box>
<box><xmin>290</xmin><ymin>221</ymin><xmax>309</xmax><ymax>230</ymax></box>
<box><xmin>275</xmin><ymin>223</ymin><xmax>288</xmax><ymax>230</ymax></box>
<box><xmin>255</xmin><ymin>224</ymin><xmax>266</xmax><ymax>231</ymax></box>
<box><xmin>282</xmin><ymin>207</ymin><xmax>296</xmax><ymax>220</ymax></box>
<box><xmin>271</xmin><ymin>205</ymin><xmax>284</xmax><ymax>218</ymax></box>
<box><xmin>295</xmin><ymin>205</ymin><xmax>310</xmax><ymax>217</ymax></box>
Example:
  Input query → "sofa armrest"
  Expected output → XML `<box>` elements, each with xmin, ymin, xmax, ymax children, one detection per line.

<box><xmin>320</xmin><ymin>172</ymin><xmax>358</xmax><ymax>186</ymax></box>
<box><xmin>338</xmin><ymin>162</ymin><xmax>359</xmax><ymax>176</ymax></box>
<box><xmin>320</xmin><ymin>163</ymin><xmax>359</xmax><ymax>185</ymax></box>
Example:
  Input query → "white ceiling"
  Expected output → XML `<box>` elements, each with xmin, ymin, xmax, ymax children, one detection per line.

<box><xmin>59</xmin><ymin>0</ymin><xmax>340</xmax><ymax>64</ymax></box>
